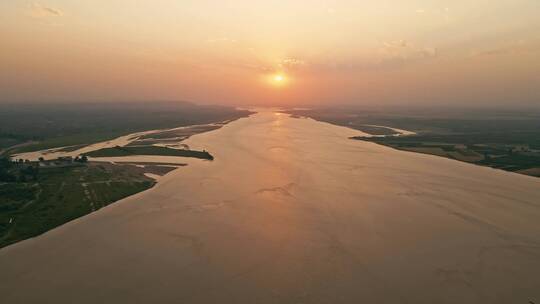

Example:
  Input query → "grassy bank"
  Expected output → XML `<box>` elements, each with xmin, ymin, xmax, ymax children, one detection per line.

<box><xmin>0</xmin><ymin>162</ymin><xmax>157</xmax><ymax>249</ymax></box>
<box><xmin>354</xmin><ymin>135</ymin><xmax>540</xmax><ymax>176</ymax></box>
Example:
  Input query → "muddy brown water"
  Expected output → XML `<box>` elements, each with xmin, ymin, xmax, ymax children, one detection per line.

<box><xmin>1</xmin><ymin>110</ymin><xmax>540</xmax><ymax>303</ymax></box>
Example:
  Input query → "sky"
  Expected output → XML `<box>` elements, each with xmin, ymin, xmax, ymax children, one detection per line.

<box><xmin>1</xmin><ymin>1</ymin><xmax>540</xmax><ymax>107</ymax></box>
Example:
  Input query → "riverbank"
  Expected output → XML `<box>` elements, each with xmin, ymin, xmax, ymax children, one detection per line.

<box><xmin>286</xmin><ymin>107</ymin><xmax>540</xmax><ymax>178</ymax></box>
<box><xmin>0</xmin><ymin>161</ymin><xmax>179</xmax><ymax>249</ymax></box>
<box><xmin>352</xmin><ymin>135</ymin><xmax>540</xmax><ymax>177</ymax></box>
<box><xmin>1</xmin><ymin>113</ymin><xmax>246</xmax><ymax>248</ymax></box>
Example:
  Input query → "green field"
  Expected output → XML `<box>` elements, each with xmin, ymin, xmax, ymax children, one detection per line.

<box><xmin>83</xmin><ymin>145</ymin><xmax>214</xmax><ymax>160</ymax></box>
<box><xmin>0</xmin><ymin>162</ymin><xmax>156</xmax><ymax>248</ymax></box>
<box><xmin>352</xmin><ymin>133</ymin><xmax>540</xmax><ymax>176</ymax></box>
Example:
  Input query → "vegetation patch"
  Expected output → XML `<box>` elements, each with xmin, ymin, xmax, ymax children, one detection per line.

<box><xmin>0</xmin><ymin>160</ymin><xmax>157</xmax><ymax>249</ymax></box>
<box><xmin>353</xmin><ymin>135</ymin><xmax>540</xmax><ymax>176</ymax></box>
<box><xmin>83</xmin><ymin>145</ymin><xmax>214</xmax><ymax>160</ymax></box>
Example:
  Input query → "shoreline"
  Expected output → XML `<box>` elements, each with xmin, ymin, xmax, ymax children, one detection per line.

<box><xmin>0</xmin><ymin>115</ymin><xmax>248</xmax><ymax>249</ymax></box>
<box><xmin>285</xmin><ymin>112</ymin><xmax>539</xmax><ymax>179</ymax></box>
<box><xmin>11</xmin><ymin>114</ymin><xmax>251</xmax><ymax>162</ymax></box>
<box><xmin>350</xmin><ymin>135</ymin><xmax>540</xmax><ymax>178</ymax></box>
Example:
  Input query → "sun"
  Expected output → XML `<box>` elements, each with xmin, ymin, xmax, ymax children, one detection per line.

<box><xmin>268</xmin><ymin>73</ymin><xmax>288</xmax><ymax>87</ymax></box>
<box><xmin>263</xmin><ymin>72</ymin><xmax>290</xmax><ymax>88</ymax></box>
<box><xmin>274</xmin><ymin>74</ymin><xmax>284</xmax><ymax>82</ymax></box>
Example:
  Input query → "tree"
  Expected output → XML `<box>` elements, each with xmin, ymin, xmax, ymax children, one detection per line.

<box><xmin>0</xmin><ymin>157</ymin><xmax>16</xmax><ymax>182</ymax></box>
<box><xmin>0</xmin><ymin>157</ymin><xmax>13</xmax><ymax>169</ymax></box>
<box><xmin>23</xmin><ymin>165</ymin><xmax>39</xmax><ymax>181</ymax></box>
<box><xmin>81</xmin><ymin>155</ymin><xmax>88</xmax><ymax>163</ymax></box>
<box><xmin>0</xmin><ymin>171</ymin><xmax>16</xmax><ymax>182</ymax></box>
<box><xmin>38</xmin><ymin>157</ymin><xmax>45</xmax><ymax>162</ymax></box>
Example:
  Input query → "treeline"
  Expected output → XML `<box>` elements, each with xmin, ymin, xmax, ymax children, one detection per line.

<box><xmin>0</xmin><ymin>158</ymin><xmax>39</xmax><ymax>183</ymax></box>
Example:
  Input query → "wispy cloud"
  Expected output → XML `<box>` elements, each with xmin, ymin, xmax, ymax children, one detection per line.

<box><xmin>278</xmin><ymin>57</ymin><xmax>306</xmax><ymax>70</ymax></box>
<box><xmin>415</xmin><ymin>7</ymin><xmax>451</xmax><ymax>22</ymax></box>
<box><xmin>469</xmin><ymin>40</ymin><xmax>540</xmax><ymax>58</ymax></box>
<box><xmin>206</xmin><ymin>37</ymin><xmax>237</xmax><ymax>44</ymax></box>
<box><xmin>197</xmin><ymin>39</ymin><xmax>437</xmax><ymax>76</ymax></box>
<box><xmin>28</xmin><ymin>2</ymin><xmax>63</xmax><ymax>18</ymax></box>
<box><xmin>379</xmin><ymin>40</ymin><xmax>437</xmax><ymax>62</ymax></box>
<box><xmin>307</xmin><ymin>41</ymin><xmax>438</xmax><ymax>72</ymax></box>
<box><xmin>383</xmin><ymin>40</ymin><xmax>408</xmax><ymax>48</ymax></box>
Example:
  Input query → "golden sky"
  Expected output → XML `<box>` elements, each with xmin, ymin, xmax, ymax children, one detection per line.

<box><xmin>1</xmin><ymin>1</ymin><xmax>540</xmax><ymax>106</ymax></box>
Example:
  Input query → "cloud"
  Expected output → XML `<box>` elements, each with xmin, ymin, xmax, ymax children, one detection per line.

<box><xmin>380</xmin><ymin>40</ymin><xmax>437</xmax><ymax>62</ymax></box>
<box><xmin>231</xmin><ymin>43</ymin><xmax>438</xmax><ymax>75</ymax></box>
<box><xmin>211</xmin><ymin>56</ymin><xmax>308</xmax><ymax>75</ymax></box>
<box><xmin>306</xmin><ymin>41</ymin><xmax>438</xmax><ymax>73</ymax></box>
<box><xmin>415</xmin><ymin>7</ymin><xmax>451</xmax><ymax>22</ymax></box>
<box><xmin>383</xmin><ymin>40</ymin><xmax>408</xmax><ymax>48</ymax></box>
<box><xmin>469</xmin><ymin>40</ymin><xmax>540</xmax><ymax>58</ymax></box>
<box><xmin>28</xmin><ymin>3</ymin><xmax>63</xmax><ymax>18</ymax></box>
<box><xmin>206</xmin><ymin>37</ymin><xmax>237</xmax><ymax>44</ymax></box>
<box><xmin>279</xmin><ymin>57</ymin><xmax>306</xmax><ymax>70</ymax></box>
<box><xmin>203</xmin><ymin>41</ymin><xmax>436</xmax><ymax>76</ymax></box>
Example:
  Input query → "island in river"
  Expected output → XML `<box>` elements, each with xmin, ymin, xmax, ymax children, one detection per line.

<box><xmin>83</xmin><ymin>145</ymin><xmax>214</xmax><ymax>160</ymax></box>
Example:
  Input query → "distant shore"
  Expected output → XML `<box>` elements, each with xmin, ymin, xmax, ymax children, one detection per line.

<box><xmin>285</xmin><ymin>108</ymin><xmax>540</xmax><ymax>178</ymax></box>
<box><xmin>0</xmin><ymin>102</ymin><xmax>252</xmax><ymax>157</ymax></box>
<box><xmin>11</xmin><ymin>115</ymin><xmax>249</xmax><ymax>162</ymax></box>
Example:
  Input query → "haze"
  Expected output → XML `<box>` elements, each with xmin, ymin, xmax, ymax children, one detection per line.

<box><xmin>1</xmin><ymin>1</ymin><xmax>540</xmax><ymax>106</ymax></box>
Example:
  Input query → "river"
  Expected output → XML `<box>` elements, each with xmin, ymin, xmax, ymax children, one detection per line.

<box><xmin>1</xmin><ymin>110</ymin><xmax>539</xmax><ymax>303</ymax></box>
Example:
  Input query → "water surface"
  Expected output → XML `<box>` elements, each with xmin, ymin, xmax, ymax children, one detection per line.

<box><xmin>1</xmin><ymin>111</ymin><xmax>540</xmax><ymax>303</ymax></box>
